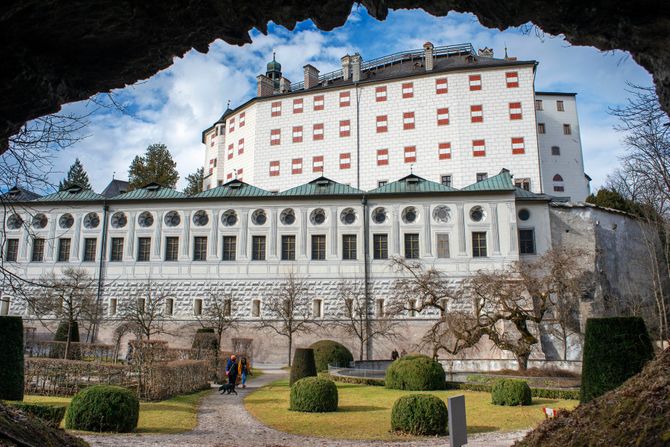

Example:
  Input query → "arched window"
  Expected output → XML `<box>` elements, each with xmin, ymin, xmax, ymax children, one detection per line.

<box><xmin>553</xmin><ymin>174</ymin><xmax>564</xmax><ymax>182</ymax></box>
<box><xmin>553</xmin><ymin>174</ymin><xmax>565</xmax><ymax>192</ymax></box>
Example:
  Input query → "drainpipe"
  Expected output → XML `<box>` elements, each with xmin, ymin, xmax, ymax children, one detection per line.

<box><xmin>362</xmin><ymin>195</ymin><xmax>372</xmax><ymax>359</ymax></box>
<box><xmin>93</xmin><ymin>202</ymin><xmax>109</xmax><ymax>342</ymax></box>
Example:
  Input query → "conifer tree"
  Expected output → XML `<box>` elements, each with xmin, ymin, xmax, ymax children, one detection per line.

<box><xmin>183</xmin><ymin>167</ymin><xmax>204</xmax><ymax>195</ymax></box>
<box><xmin>59</xmin><ymin>158</ymin><xmax>92</xmax><ymax>190</ymax></box>
<box><xmin>127</xmin><ymin>143</ymin><xmax>179</xmax><ymax>190</ymax></box>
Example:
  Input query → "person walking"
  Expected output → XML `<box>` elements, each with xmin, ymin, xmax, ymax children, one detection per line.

<box><xmin>226</xmin><ymin>354</ymin><xmax>239</xmax><ymax>388</ymax></box>
<box><xmin>238</xmin><ymin>356</ymin><xmax>251</xmax><ymax>388</ymax></box>
<box><xmin>391</xmin><ymin>349</ymin><xmax>399</xmax><ymax>360</ymax></box>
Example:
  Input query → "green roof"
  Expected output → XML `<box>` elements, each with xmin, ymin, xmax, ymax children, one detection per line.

<box><xmin>462</xmin><ymin>169</ymin><xmax>515</xmax><ymax>192</ymax></box>
<box><xmin>36</xmin><ymin>186</ymin><xmax>105</xmax><ymax>202</ymax></box>
<box><xmin>514</xmin><ymin>187</ymin><xmax>552</xmax><ymax>201</ymax></box>
<box><xmin>279</xmin><ymin>177</ymin><xmax>364</xmax><ymax>197</ymax></box>
<box><xmin>368</xmin><ymin>174</ymin><xmax>458</xmax><ymax>194</ymax></box>
<box><xmin>109</xmin><ymin>183</ymin><xmax>187</xmax><ymax>200</ymax></box>
<box><xmin>193</xmin><ymin>180</ymin><xmax>274</xmax><ymax>199</ymax></box>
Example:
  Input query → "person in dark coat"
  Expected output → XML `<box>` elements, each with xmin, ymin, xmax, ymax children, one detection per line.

<box><xmin>226</xmin><ymin>354</ymin><xmax>239</xmax><ymax>387</ymax></box>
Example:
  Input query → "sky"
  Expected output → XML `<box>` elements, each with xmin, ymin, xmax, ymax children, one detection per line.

<box><xmin>44</xmin><ymin>5</ymin><xmax>653</xmax><ymax>193</ymax></box>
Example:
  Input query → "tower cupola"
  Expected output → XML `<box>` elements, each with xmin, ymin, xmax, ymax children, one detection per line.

<box><xmin>266</xmin><ymin>53</ymin><xmax>282</xmax><ymax>89</ymax></box>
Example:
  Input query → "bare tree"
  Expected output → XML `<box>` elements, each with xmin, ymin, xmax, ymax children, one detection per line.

<box><xmin>197</xmin><ymin>290</ymin><xmax>238</xmax><ymax>373</ymax></box>
<box><xmin>118</xmin><ymin>280</ymin><xmax>172</xmax><ymax>340</ymax></box>
<box><xmin>335</xmin><ymin>280</ymin><xmax>402</xmax><ymax>361</ymax></box>
<box><xmin>258</xmin><ymin>272</ymin><xmax>314</xmax><ymax>366</ymax></box>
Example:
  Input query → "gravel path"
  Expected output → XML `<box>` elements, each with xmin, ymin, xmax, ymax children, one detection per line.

<box><xmin>83</xmin><ymin>370</ymin><xmax>528</xmax><ymax>447</ymax></box>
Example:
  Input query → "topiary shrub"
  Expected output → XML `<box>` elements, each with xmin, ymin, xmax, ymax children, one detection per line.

<box><xmin>290</xmin><ymin>348</ymin><xmax>317</xmax><ymax>385</ymax></box>
<box><xmin>289</xmin><ymin>377</ymin><xmax>338</xmax><ymax>412</ymax></box>
<box><xmin>580</xmin><ymin>317</ymin><xmax>654</xmax><ymax>403</ymax></box>
<box><xmin>0</xmin><ymin>316</ymin><xmax>24</xmax><ymax>401</ymax></box>
<box><xmin>9</xmin><ymin>402</ymin><xmax>66</xmax><ymax>427</ymax></box>
<box><xmin>491</xmin><ymin>379</ymin><xmax>532</xmax><ymax>406</ymax></box>
<box><xmin>391</xmin><ymin>394</ymin><xmax>448</xmax><ymax>435</ymax></box>
<box><xmin>65</xmin><ymin>385</ymin><xmax>139</xmax><ymax>432</ymax></box>
<box><xmin>309</xmin><ymin>340</ymin><xmax>354</xmax><ymax>372</ymax></box>
<box><xmin>52</xmin><ymin>320</ymin><xmax>81</xmax><ymax>359</ymax></box>
<box><xmin>385</xmin><ymin>355</ymin><xmax>445</xmax><ymax>391</ymax></box>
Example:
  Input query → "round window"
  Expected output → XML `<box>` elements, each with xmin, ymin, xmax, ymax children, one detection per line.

<box><xmin>221</xmin><ymin>210</ymin><xmax>237</xmax><ymax>226</ymax></box>
<box><xmin>111</xmin><ymin>212</ymin><xmax>127</xmax><ymax>228</ymax></box>
<box><xmin>311</xmin><ymin>208</ymin><xmax>326</xmax><ymax>225</ymax></box>
<box><xmin>470</xmin><ymin>206</ymin><xmax>485</xmax><ymax>222</ymax></box>
<box><xmin>341</xmin><ymin>208</ymin><xmax>356</xmax><ymax>225</ymax></box>
<box><xmin>432</xmin><ymin>206</ymin><xmax>451</xmax><ymax>223</ymax></box>
<box><xmin>280</xmin><ymin>208</ymin><xmax>295</xmax><ymax>225</ymax></box>
<box><xmin>32</xmin><ymin>213</ymin><xmax>47</xmax><ymax>229</ymax></box>
<box><xmin>372</xmin><ymin>207</ymin><xmax>386</xmax><ymax>224</ymax></box>
<box><xmin>138</xmin><ymin>211</ymin><xmax>154</xmax><ymax>227</ymax></box>
<box><xmin>84</xmin><ymin>212</ymin><xmax>100</xmax><ymax>229</ymax></box>
<box><xmin>193</xmin><ymin>210</ymin><xmax>209</xmax><ymax>226</ymax></box>
<box><xmin>7</xmin><ymin>214</ymin><xmax>23</xmax><ymax>230</ymax></box>
<box><xmin>59</xmin><ymin>213</ymin><xmax>74</xmax><ymax>229</ymax></box>
<box><xmin>518</xmin><ymin>209</ymin><xmax>530</xmax><ymax>221</ymax></box>
<box><xmin>402</xmin><ymin>206</ymin><xmax>418</xmax><ymax>224</ymax></box>
<box><xmin>252</xmin><ymin>209</ymin><xmax>267</xmax><ymax>225</ymax></box>
<box><xmin>164</xmin><ymin>211</ymin><xmax>181</xmax><ymax>227</ymax></box>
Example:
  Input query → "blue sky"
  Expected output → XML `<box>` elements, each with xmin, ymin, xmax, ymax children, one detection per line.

<box><xmin>47</xmin><ymin>6</ymin><xmax>653</xmax><ymax>193</ymax></box>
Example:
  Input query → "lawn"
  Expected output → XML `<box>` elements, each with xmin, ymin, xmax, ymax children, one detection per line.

<box><xmin>22</xmin><ymin>389</ymin><xmax>212</xmax><ymax>434</ymax></box>
<box><xmin>244</xmin><ymin>379</ymin><xmax>578</xmax><ymax>441</ymax></box>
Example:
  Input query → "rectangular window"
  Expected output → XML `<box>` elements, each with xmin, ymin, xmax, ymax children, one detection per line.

<box><xmin>110</xmin><ymin>238</ymin><xmax>124</xmax><ymax>261</ymax></box>
<box><xmin>312</xmin><ymin>155</ymin><xmax>324</xmax><ymax>173</ymax></box>
<box><xmin>228</xmin><ymin>117</ymin><xmax>235</xmax><ymax>133</ymax></box>
<box><xmin>194</xmin><ymin>299</ymin><xmax>203</xmax><ymax>316</ymax></box>
<box><xmin>339</xmin><ymin>153</ymin><xmax>351</xmax><ymax>169</ymax></box>
<box><xmin>506</xmin><ymin>71</ymin><xmax>519</xmax><ymax>88</ymax></box>
<box><xmin>222</xmin><ymin>236</ymin><xmax>236</xmax><ymax>261</ymax></box>
<box><xmin>515</xmin><ymin>178</ymin><xmax>531</xmax><ymax>191</ymax></box>
<box><xmin>552</xmin><ymin>146</ymin><xmax>561</xmax><ymax>156</ymax></box>
<box><xmin>137</xmin><ymin>237</ymin><xmax>151</xmax><ymax>262</ymax></box>
<box><xmin>252</xmin><ymin>236</ymin><xmax>266</xmax><ymax>261</ymax></box>
<box><xmin>373</xmin><ymin>234</ymin><xmax>388</xmax><ymax>260</ymax></box>
<box><xmin>472</xmin><ymin>139</ymin><xmax>486</xmax><ymax>157</ymax></box>
<box><xmin>227</xmin><ymin>143</ymin><xmax>234</xmax><ymax>159</ymax></box>
<box><xmin>408</xmin><ymin>299</ymin><xmax>417</xmax><ymax>317</ymax></box>
<box><xmin>271</xmin><ymin>101</ymin><xmax>281</xmax><ymax>117</ymax></box>
<box><xmin>57</xmin><ymin>238</ymin><xmax>71</xmax><ymax>262</ymax></box>
<box><xmin>563</xmin><ymin>124</ymin><xmax>572</xmax><ymax>135</ymax></box>
<box><xmin>509</xmin><ymin>102</ymin><xmax>523</xmax><ymax>120</ymax></box>
<box><xmin>556</xmin><ymin>100</ymin><xmax>565</xmax><ymax>112</ymax></box>
<box><xmin>109</xmin><ymin>298</ymin><xmax>117</xmax><ymax>316</ymax></box>
<box><xmin>469</xmin><ymin>74</ymin><xmax>482</xmax><ymax>91</ymax></box>
<box><xmin>438</xmin><ymin>142</ymin><xmax>451</xmax><ymax>160</ymax></box>
<box><xmin>252</xmin><ymin>299</ymin><xmax>261</xmax><ymax>317</ymax></box>
<box><xmin>511</xmin><ymin>137</ymin><xmax>525</xmax><ymax>155</ymax></box>
<box><xmin>401</xmin><ymin>82</ymin><xmax>414</xmax><ymax>98</ymax></box>
<box><xmin>270</xmin><ymin>128</ymin><xmax>281</xmax><ymax>145</ymax></box>
<box><xmin>441</xmin><ymin>175</ymin><xmax>452</xmax><ymax>187</ymax></box>
<box><xmin>519</xmin><ymin>229</ymin><xmax>536</xmax><ymax>254</ymax></box>
<box><xmin>293</xmin><ymin>98</ymin><xmax>303</xmax><ymax>113</ymax></box>
<box><xmin>404</xmin><ymin>233</ymin><xmax>420</xmax><ymax>259</ymax></box>
<box><xmin>436</xmin><ymin>233</ymin><xmax>450</xmax><ymax>258</ymax></box>
<box><xmin>377</xmin><ymin>149</ymin><xmax>389</xmax><ymax>166</ymax></box>
<box><xmin>437</xmin><ymin>108</ymin><xmax>450</xmax><ymax>125</ymax></box>
<box><xmin>377</xmin><ymin>180</ymin><xmax>388</xmax><ymax>187</ymax></box>
<box><xmin>404</xmin><ymin>146</ymin><xmax>416</xmax><ymax>163</ymax></box>
<box><xmin>339</xmin><ymin>91</ymin><xmax>350</xmax><ymax>107</ymax></box>
<box><xmin>5</xmin><ymin>239</ymin><xmax>18</xmax><ymax>262</ymax></box>
<box><xmin>535</xmin><ymin>99</ymin><xmax>543</xmax><ymax>111</ymax></box>
<box><xmin>238</xmin><ymin>138</ymin><xmax>244</xmax><ymax>155</ymax></box>
<box><xmin>402</xmin><ymin>112</ymin><xmax>415</xmax><ymax>130</ymax></box>
<box><xmin>538</xmin><ymin>123</ymin><xmax>546</xmax><ymax>134</ymax></box>
<box><xmin>313</xmin><ymin>123</ymin><xmax>324</xmax><ymax>140</ymax></box>
<box><xmin>292</xmin><ymin>158</ymin><xmax>303</xmax><ymax>175</ymax></box>
<box><xmin>375</xmin><ymin>86</ymin><xmax>387</xmax><ymax>102</ymax></box>
<box><xmin>476</xmin><ymin>172</ymin><xmax>488</xmax><ymax>182</ymax></box>
<box><xmin>470</xmin><ymin>104</ymin><xmax>483</xmax><ymax>123</ymax></box>
<box><xmin>83</xmin><ymin>238</ymin><xmax>96</xmax><ymax>262</ymax></box>
<box><xmin>281</xmin><ymin>235</ymin><xmax>296</xmax><ymax>260</ymax></box>
<box><xmin>164</xmin><ymin>298</ymin><xmax>174</xmax><ymax>316</ymax></box>
<box><xmin>313</xmin><ymin>299</ymin><xmax>322</xmax><ymax>318</ymax></box>
<box><xmin>376</xmin><ymin>115</ymin><xmax>388</xmax><ymax>133</ymax></box>
<box><xmin>311</xmin><ymin>235</ymin><xmax>326</xmax><ymax>260</ymax></box>
<box><xmin>472</xmin><ymin>232</ymin><xmax>487</xmax><ymax>257</ymax></box>
<box><xmin>376</xmin><ymin>299</ymin><xmax>385</xmax><ymax>317</ymax></box>
<box><xmin>435</xmin><ymin>78</ymin><xmax>448</xmax><ymax>94</ymax></box>
<box><xmin>342</xmin><ymin>235</ymin><xmax>357</xmax><ymax>260</ymax></box>
<box><xmin>224</xmin><ymin>299</ymin><xmax>232</xmax><ymax>316</ymax></box>
<box><xmin>165</xmin><ymin>237</ymin><xmax>179</xmax><ymax>261</ymax></box>
<box><xmin>292</xmin><ymin>125</ymin><xmax>303</xmax><ymax>143</ymax></box>
<box><xmin>269</xmin><ymin>160</ymin><xmax>280</xmax><ymax>176</ymax></box>
<box><xmin>31</xmin><ymin>238</ymin><xmax>44</xmax><ymax>262</ymax></box>
<box><xmin>554</xmin><ymin>185</ymin><xmax>565</xmax><ymax>192</ymax></box>
<box><xmin>313</xmin><ymin>95</ymin><xmax>324</xmax><ymax>111</ymax></box>
<box><xmin>239</xmin><ymin>112</ymin><xmax>245</xmax><ymax>127</ymax></box>
<box><xmin>193</xmin><ymin>236</ymin><xmax>207</xmax><ymax>261</ymax></box>
<box><xmin>339</xmin><ymin>120</ymin><xmax>351</xmax><ymax>137</ymax></box>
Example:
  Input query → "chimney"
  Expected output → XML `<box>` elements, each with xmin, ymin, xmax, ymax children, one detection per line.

<box><xmin>279</xmin><ymin>76</ymin><xmax>291</xmax><ymax>93</ymax></box>
<box><xmin>423</xmin><ymin>42</ymin><xmax>434</xmax><ymax>71</ymax></box>
<box><xmin>341</xmin><ymin>54</ymin><xmax>351</xmax><ymax>80</ymax></box>
<box><xmin>303</xmin><ymin>64</ymin><xmax>320</xmax><ymax>89</ymax></box>
<box><xmin>257</xmin><ymin>74</ymin><xmax>273</xmax><ymax>97</ymax></box>
<box><xmin>351</xmin><ymin>53</ymin><xmax>362</xmax><ymax>82</ymax></box>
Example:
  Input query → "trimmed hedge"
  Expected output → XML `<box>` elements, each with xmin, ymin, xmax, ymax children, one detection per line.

<box><xmin>445</xmin><ymin>381</ymin><xmax>580</xmax><ymax>400</ymax></box>
<box><xmin>385</xmin><ymin>355</ymin><xmax>445</xmax><ymax>391</ymax></box>
<box><xmin>65</xmin><ymin>385</ymin><xmax>139</xmax><ymax>432</ymax></box>
<box><xmin>391</xmin><ymin>394</ymin><xmax>448</xmax><ymax>435</ymax></box>
<box><xmin>309</xmin><ymin>340</ymin><xmax>354</xmax><ymax>372</ymax></box>
<box><xmin>319</xmin><ymin>372</ymin><xmax>385</xmax><ymax>387</ymax></box>
<box><xmin>54</xmin><ymin>320</ymin><xmax>80</xmax><ymax>343</ymax></box>
<box><xmin>290</xmin><ymin>348</ymin><xmax>317</xmax><ymax>386</ymax></box>
<box><xmin>580</xmin><ymin>317</ymin><xmax>654</xmax><ymax>403</ymax></box>
<box><xmin>289</xmin><ymin>377</ymin><xmax>338</xmax><ymax>412</ymax></box>
<box><xmin>491</xmin><ymin>379</ymin><xmax>532</xmax><ymax>406</ymax></box>
<box><xmin>9</xmin><ymin>402</ymin><xmax>66</xmax><ymax>427</ymax></box>
<box><xmin>52</xmin><ymin>320</ymin><xmax>81</xmax><ymax>360</ymax></box>
<box><xmin>0</xmin><ymin>316</ymin><xmax>24</xmax><ymax>400</ymax></box>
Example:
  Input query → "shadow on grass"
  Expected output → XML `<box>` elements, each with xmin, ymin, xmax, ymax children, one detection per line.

<box><xmin>140</xmin><ymin>404</ymin><xmax>191</xmax><ymax>412</ymax></box>
<box><xmin>337</xmin><ymin>405</ymin><xmax>386</xmax><ymax>412</ymax></box>
<box><xmin>467</xmin><ymin>425</ymin><xmax>499</xmax><ymax>433</ymax></box>
<box><xmin>245</xmin><ymin>397</ymin><xmax>284</xmax><ymax>405</ymax></box>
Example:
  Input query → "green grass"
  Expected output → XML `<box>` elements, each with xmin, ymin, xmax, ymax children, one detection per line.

<box><xmin>22</xmin><ymin>389</ymin><xmax>211</xmax><ymax>434</ymax></box>
<box><xmin>245</xmin><ymin>379</ymin><xmax>578</xmax><ymax>440</ymax></box>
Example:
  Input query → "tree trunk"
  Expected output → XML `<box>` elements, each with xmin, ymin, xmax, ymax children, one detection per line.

<box><xmin>288</xmin><ymin>336</ymin><xmax>292</xmax><ymax>367</ymax></box>
<box><xmin>64</xmin><ymin>320</ymin><xmax>72</xmax><ymax>360</ymax></box>
<box><xmin>562</xmin><ymin>326</ymin><xmax>568</xmax><ymax>361</ymax></box>
<box><xmin>516</xmin><ymin>352</ymin><xmax>530</xmax><ymax>371</ymax></box>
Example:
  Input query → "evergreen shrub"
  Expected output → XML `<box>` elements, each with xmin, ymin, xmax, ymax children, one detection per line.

<box><xmin>580</xmin><ymin>317</ymin><xmax>654</xmax><ymax>403</ymax></box>
<box><xmin>385</xmin><ymin>355</ymin><xmax>445</xmax><ymax>391</ymax></box>
<box><xmin>10</xmin><ymin>402</ymin><xmax>66</xmax><ymax>427</ymax></box>
<box><xmin>64</xmin><ymin>385</ymin><xmax>139</xmax><ymax>432</ymax></box>
<box><xmin>52</xmin><ymin>320</ymin><xmax>81</xmax><ymax>359</ymax></box>
<box><xmin>289</xmin><ymin>377</ymin><xmax>338</xmax><ymax>412</ymax></box>
<box><xmin>290</xmin><ymin>348</ymin><xmax>317</xmax><ymax>385</ymax></box>
<box><xmin>309</xmin><ymin>340</ymin><xmax>354</xmax><ymax>372</ymax></box>
<box><xmin>491</xmin><ymin>379</ymin><xmax>532</xmax><ymax>406</ymax></box>
<box><xmin>0</xmin><ymin>316</ymin><xmax>24</xmax><ymax>400</ymax></box>
<box><xmin>391</xmin><ymin>394</ymin><xmax>448</xmax><ymax>435</ymax></box>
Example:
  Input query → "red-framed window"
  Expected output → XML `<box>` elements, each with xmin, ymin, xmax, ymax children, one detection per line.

<box><xmin>470</xmin><ymin>105</ymin><xmax>483</xmax><ymax>123</ymax></box>
<box><xmin>506</xmin><ymin>71</ymin><xmax>519</xmax><ymax>88</ymax></box>
<box><xmin>437</xmin><ymin>108</ymin><xmax>450</xmax><ymax>126</ymax></box>
<box><xmin>402</xmin><ymin>82</ymin><xmax>414</xmax><ymax>99</ymax></box>
<box><xmin>292</xmin><ymin>126</ymin><xmax>303</xmax><ymax>143</ymax></box>
<box><xmin>226</xmin><ymin>172</ymin><xmax>232</xmax><ymax>180</ymax></box>
<box><xmin>313</xmin><ymin>123</ymin><xmax>324</xmax><ymax>140</ymax></box>
<box><xmin>339</xmin><ymin>91</ymin><xmax>350</xmax><ymax>107</ymax></box>
<box><xmin>376</xmin><ymin>115</ymin><xmax>388</xmax><ymax>133</ymax></box>
<box><xmin>339</xmin><ymin>120</ymin><xmax>351</xmax><ymax>137</ymax></box>
<box><xmin>312</xmin><ymin>155</ymin><xmax>324</xmax><ymax>173</ymax></box>
<box><xmin>239</xmin><ymin>112</ymin><xmax>245</xmax><ymax>127</ymax></box>
<box><xmin>375</xmin><ymin>86</ymin><xmax>387</xmax><ymax>102</ymax></box>
<box><xmin>270</xmin><ymin>129</ymin><xmax>281</xmax><ymax>145</ymax></box>
<box><xmin>469</xmin><ymin>74</ymin><xmax>482</xmax><ymax>91</ymax></box>
<box><xmin>436</xmin><ymin>78</ymin><xmax>448</xmax><ymax>94</ymax></box>
<box><xmin>292</xmin><ymin>158</ymin><xmax>303</xmax><ymax>175</ymax></box>
<box><xmin>438</xmin><ymin>142</ymin><xmax>451</xmax><ymax>160</ymax></box>
<box><xmin>237</xmin><ymin>168</ymin><xmax>243</xmax><ymax>181</ymax></box>
<box><xmin>340</xmin><ymin>153</ymin><xmax>351</xmax><ymax>169</ymax></box>
<box><xmin>271</xmin><ymin>101</ymin><xmax>282</xmax><ymax>117</ymax></box>
<box><xmin>472</xmin><ymin>139</ymin><xmax>486</xmax><ymax>157</ymax></box>
<box><xmin>227</xmin><ymin>143</ymin><xmax>234</xmax><ymax>159</ymax></box>
<box><xmin>509</xmin><ymin>102</ymin><xmax>523</xmax><ymax>120</ymax></box>
<box><xmin>404</xmin><ymin>146</ymin><xmax>417</xmax><ymax>163</ymax></box>
<box><xmin>376</xmin><ymin>149</ymin><xmax>389</xmax><ymax>166</ymax></box>
<box><xmin>511</xmin><ymin>137</ymin><xmax>525</xmax><ymax>154</ymax></box>
<box><xmin>313</xmin><ymin>95</ymin><xmax>324</xmax><ymax>111</ymax></box>
<box><xmin>293</xmin><ymin>98</ymin><xmax>303</xmax><ymax>114</ymax></box>
<box><xmin>269</xmin><ymin>160</ymin><xmax>280</xmax><ymax>176</ymax></box>
<box><xmin>228</xmin><ymin>117</ymin><xmax>235</xmax><ymax>133</ymax></box>
<box><xmin>403</xmin><ymin>112</ymin><xmax>415</xmax><ymax>130</ymax></box>
<box><xmin>238</xmin><ymin>138</ymin><xmax>244</xmax><ymax>155</ymax></box>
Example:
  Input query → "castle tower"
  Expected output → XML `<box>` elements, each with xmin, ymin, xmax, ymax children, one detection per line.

<box><xmin>266</xmin><ymin>53</ymin><xmax>282</xmax><ymax>90</ymax></box>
